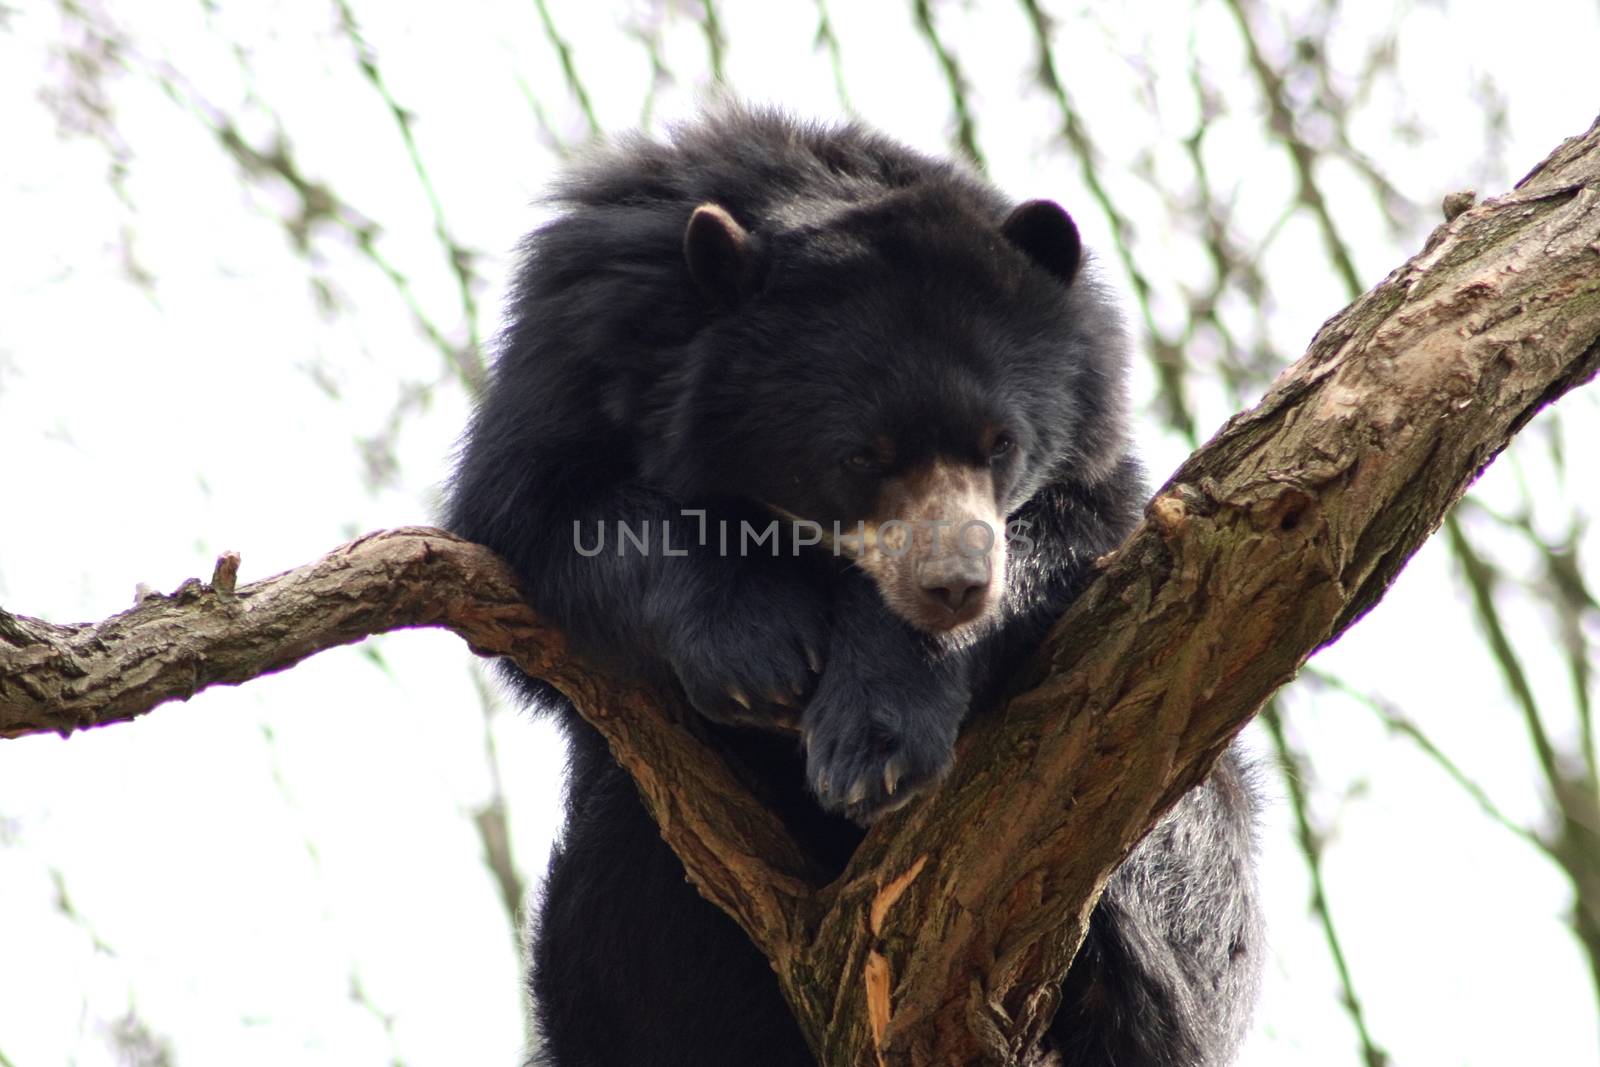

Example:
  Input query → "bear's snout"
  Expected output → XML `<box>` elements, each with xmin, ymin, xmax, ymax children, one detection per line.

<box><xmin>852</xmin><ymin>459</ymin><xmax>1007</xmax><ymax>635</ymax></box>
<box><xmin>915</xmin><ymin>552</ymin><xmax>992</xmax><ymax>623</ymax></box>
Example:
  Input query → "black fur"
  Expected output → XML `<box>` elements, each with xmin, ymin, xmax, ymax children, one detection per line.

<box><xmin>447</xmin><ymin>106</ymin><xmax>1262</xmax><ymax>1067</ymax></box>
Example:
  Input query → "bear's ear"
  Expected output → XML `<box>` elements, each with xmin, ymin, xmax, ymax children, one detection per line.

<box><xmin>1001</xmin><ymin>199</ymin><xmax>1082</xmax><ymax>286</ymax></box>
<box><xmin>684</xmin><ymin>203</ymin><xmax>756</xmax><ymax>304</ymax></box>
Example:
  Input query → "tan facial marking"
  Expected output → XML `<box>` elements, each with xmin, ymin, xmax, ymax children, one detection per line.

<box><xmin>853</xmin><ymin>459</ymin><xmax>1006</xmax><ymax>634</ymax></box>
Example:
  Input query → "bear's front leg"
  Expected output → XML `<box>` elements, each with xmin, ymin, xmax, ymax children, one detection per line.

<box><xmin>802</xmin><ymin>574</ymin><xmax>976</xmax><ymax>823</ymax></box>
<box><xmin>648</xmin><ymin>545</ymin><xmax>833</xmax><ymax>730</ymax></box>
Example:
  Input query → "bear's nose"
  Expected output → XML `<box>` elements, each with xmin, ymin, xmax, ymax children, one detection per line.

<box><xmin>917</xmin><ymin>556</ymin><xmax>991</xmax><ymax>616</ymax></box>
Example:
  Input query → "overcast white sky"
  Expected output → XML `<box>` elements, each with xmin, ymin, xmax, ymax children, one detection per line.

<box><xmin>1</xmin><ymin>2</ymin><xmax>1598</xmax><ymax>1065</ymax></box>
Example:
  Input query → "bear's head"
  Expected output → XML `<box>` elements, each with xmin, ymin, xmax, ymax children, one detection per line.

<box><xmin>649</xmin><ymin>187</ymin><xmax>1129</xmax><ymax>639</ymax></box>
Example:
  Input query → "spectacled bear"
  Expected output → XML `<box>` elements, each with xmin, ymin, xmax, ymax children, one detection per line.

<box><xmin>447</xmin><ymin>106</ymin><xmax>1263</xmax><ymax>1067</ymax></box>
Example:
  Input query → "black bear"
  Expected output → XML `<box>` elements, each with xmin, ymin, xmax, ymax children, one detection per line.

<box><xmin>447</xmin><ymin>106</ymin><xmax>1263</xmax><ymax>1066</ymax></box>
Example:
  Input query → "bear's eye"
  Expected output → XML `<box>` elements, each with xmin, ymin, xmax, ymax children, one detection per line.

<box><xmin>843</xmin><ymin>451</ymin><xmax>881</xmax><ymax>475</ymax></box>
<box><xmin>989</xmin><ymin>434</ymin><xmax>1016</xmax><ymax>461</ymax></box>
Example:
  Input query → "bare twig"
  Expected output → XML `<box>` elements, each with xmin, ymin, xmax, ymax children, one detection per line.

<box><xmin>533</xmin><ymin>0</ymin><xmax>601</xmax><ymax>138</ymax></box>
<box><xmin>1261</xmin><ymin>703</ymin><xmax>1390</xmax><ymax>1067</ymax></box>
<box><xmin>912</xmin><ymin>0</ymin><xmax>983</xmax><ymax>168</ymax></box>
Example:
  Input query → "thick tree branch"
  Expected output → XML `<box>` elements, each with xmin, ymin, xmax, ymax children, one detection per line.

<box><xmin>0</xmin><ymin>529</ymin><xmax>817</xmax><ymax>966</ymax></box>
<box><xmin>3</xmin><ymin>116</ymin><xmax>1599</xmax><ymax>1067</ymax></box>
<box><xmin>802</xmin><ymin>116</ymin><xmax>1600</xmax><ymax>1064</ymax></box>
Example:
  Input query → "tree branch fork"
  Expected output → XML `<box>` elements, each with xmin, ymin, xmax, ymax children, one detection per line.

<box><xmin>4</xmin><ymin>116</ymin><xmax>1599</xmax><ymax>1066</ymax></box>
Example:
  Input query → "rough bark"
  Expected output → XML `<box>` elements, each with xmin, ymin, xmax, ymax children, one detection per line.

<box><xmin>3</xmin><ymin>115</ymin><xmax>1599</xmax><ymax>1066</ymax></box>
<box><xmin>0</xmin><ymin>530</ymin><xmax>817</xmax><ymax>964</ymax></box>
